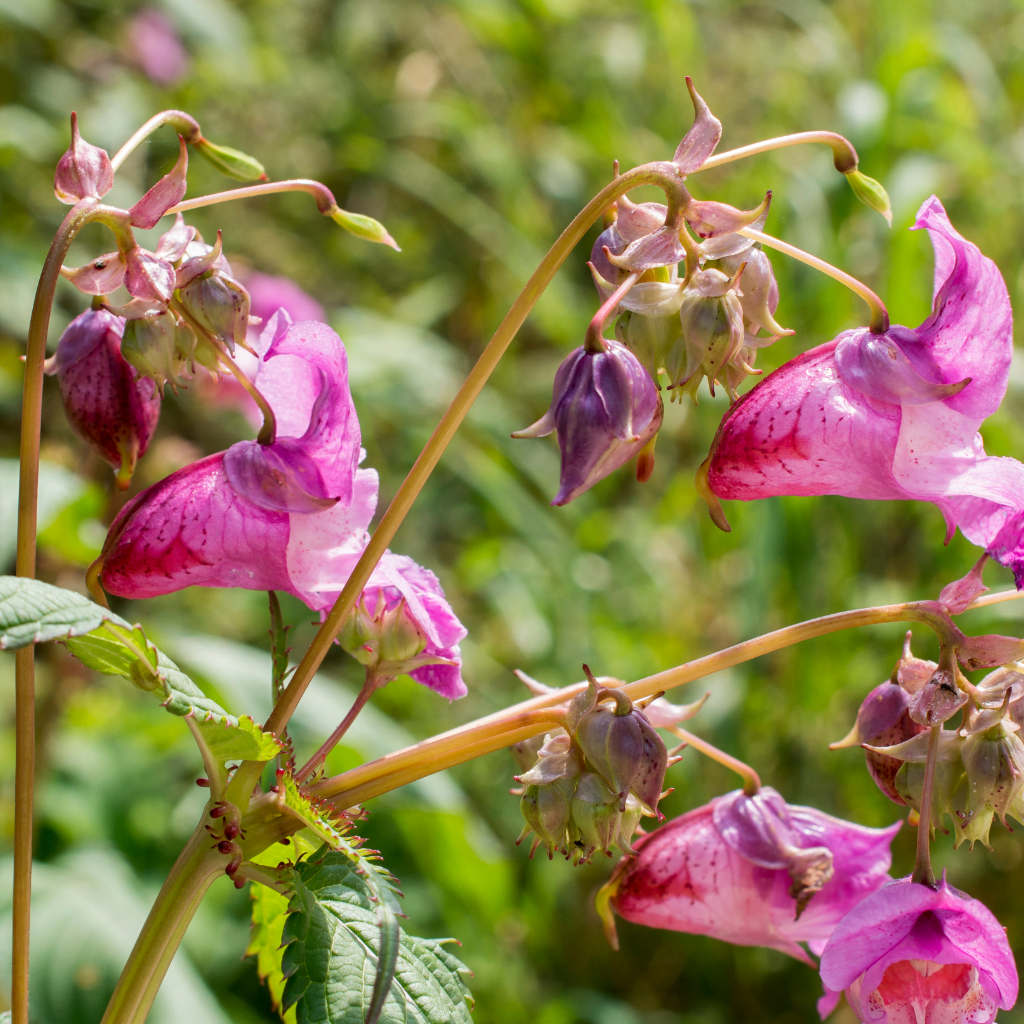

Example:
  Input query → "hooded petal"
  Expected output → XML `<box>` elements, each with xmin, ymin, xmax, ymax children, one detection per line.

<box><xmin>673</xmin><ymin>77</ymin><xmax>722</xmax><ymax>174</ymax></box>
<box><xmin>223</xmin><ymin>438</ymin><xmax>339</xmax><ymax>513</ymax></box>
<box><xmin>129</xmin><ymin>135</ymin><xmax>188</xmax><ymax>230</ymax></box>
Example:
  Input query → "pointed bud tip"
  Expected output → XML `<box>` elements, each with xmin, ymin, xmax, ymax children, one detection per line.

<box><xmin>695</xmin><ymin>456</ymin><xmax>730</xmax><ymax>532</ymax></box>
<box><xmin>845</xmin><ymin>169</ymin><xmax>892</xmax><ymax>226</ymax></box>
<box><xmin>829</xmin><ymin>722</ymin><xmax>862</xmax><ymax>750</ymax></box>
<box><xmin>330</xmin><ymin>207</ymin><xmax>401</xmax><ymax>250</ymax></box>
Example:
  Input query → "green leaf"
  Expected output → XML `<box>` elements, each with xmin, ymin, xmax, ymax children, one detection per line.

<box><xmin>281</xmin><ymin>849</ymin><xmax>473</xmax><ymax>1024</ymax></box>
<box><xmin>0</xmin><ymin>575</ymin><xmax>121</xmax><ymax>648</ymax></box>
<box><xmin>248</xmin><ymin>882</ymin><xmax>297</xmax><ymax>1024</ymax></box>
<box><xmin>272</xmin><ymin>774</ymin><xmax>354</xmax><ymax>852</ymax></box>
<box><xmin>192</xmin><ymin>715</ymin><xmax>284</xmax><ymax>792</ymax></box>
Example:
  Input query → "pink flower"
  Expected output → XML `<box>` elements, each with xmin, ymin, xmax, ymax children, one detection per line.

<box><xmin>127</xmin><ymin>9</ymin><xmax>189</xmax><ymax>87</ymax></box>
<box><xmin>46</xmin><ymin>308</ymin><xmax>161</xmax><ymax>489</ymax></box>
<box><xmin>609</xmin><ymin>787</ymin><xmax>900</xmax><ymax>963</ymax></box>
<box><xmin>705</xmin><ymin>197</ymin><xmax>1024</xmax><ymax>584</ymax></box>
<box><xmin>97</xmin><ymin>311</ymin><xmax>466</xmax><ymax>696</ymax></box>
<box><xmin>819</xmin><ymin>875</ymin><xmax>1018</xmax><ymax>1023</ymax></box>
<box><xmin>246</xmin><ymin>272</ymin><xmax>325</xmax><ymax>327</ymax></box>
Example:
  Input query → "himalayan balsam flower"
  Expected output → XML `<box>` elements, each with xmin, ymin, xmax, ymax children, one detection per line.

<box><xmin>46</xmin><ymin>308</ymin><xmax>161</xmax><ymax>489</ymax></box>
<box><xmin>513</xmin><ymin>339</ymin><xmax>663</xmax><ymax>505</ymax></box>
<box><xmin>127</xmin><ymin>9</ymin><xmax>189</xmax><ymax>87</ymax></box>
<box><xmin>704</xmin><ymin>196</ymin><xmax>1024</xmax><ymax>584</ymax></box>
<box><xmin>608</xmin><ymin>787</ymin><xmax>900</xmax><ymax>962</ymax></box>
<box><xmin>98</xmin><ymin>310</ymin><xmax>466</xmax><ymax>697</ymax></box>
<box><xmin>819</xmin><ymin>876</ymin><xmax>1018</xmax><ymax>1023</ymax></box>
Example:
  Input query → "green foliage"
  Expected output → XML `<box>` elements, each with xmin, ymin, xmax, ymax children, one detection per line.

<box><xmin>281</xmin><ymin>848</ymin><xmax>472</xmax><ymax>1024</ymax></box>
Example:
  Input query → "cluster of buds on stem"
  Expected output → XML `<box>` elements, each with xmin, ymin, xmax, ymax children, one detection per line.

<box><xmin>513</xmin><ymin>667</ymin><xmax>668</xmax><ymax>863</ymax></box>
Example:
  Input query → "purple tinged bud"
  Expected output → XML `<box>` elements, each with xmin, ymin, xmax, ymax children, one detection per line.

<box><xmin>590</xmin><ymin>224</ymin><xmax>626</xmax><ymax>285</ymax></box>
<box><xmin>154</xmin><ymin>213</ymin><xmax>197</xmax><ymax>262</ymax></box>
<box><xmin>683</xmin><ymin>192</ymin><xmax>771</xmax><ymax>241</ymax></box>
<box><xmin>129</xmin><ymin>135</ymin><xmax>188</xmax><ymax>229</ymax></box>
<box><xmin>223</xmin><ymin>438</ymin><xmax>340</xmax><ymax>513</ymax></box>
<box><xmin>632</xmin><ymin>712</ymin><xmax>668</xmax><ymax>818</ymax></box>
<box><xmin>939</xmin><ymin>556</ymin><xmax>990</xmax><ymax>614</ymax></box>
<box><xmin>512</xmin><ymin>340</ymin><xmax>662</xmax><ymax>505</ymax></box>
<box><xmin>571</xmin><ymin>772</ymin><xmax>622</xmax><ymax>856</ymax></box>
<box><xmin>47</xmin><ymin>309</ymin><xmax>161</xmax><ymax>489</ymax></box>
<box><xmin>909</xmin><ymin>667</ymin><xmax>968</xmax><ymax>726</ymax></box>
<box><xmin>60</xmin><ymin>252</ymin><xmax>128</xmax><ymax>296</ymax></box>
<box><xmin>519</xmin><ymin>776</ymin><xmax>577</xmax><ymax>859</ymax></box>
<box><xmin>606</xmin><ymin>225</ymin><xmax>687</xmax><ymax>274</ymax></box>
<box><xmin>125</xmin><ymin>248</ymin><xmax>176</xmax><ymax>303</ymax></box>
<box><xmin>673</xmin><ymin>77</ymin><xmax>723</xmax><ymax>174</ymax></box>
<box><xmin>54</xmin><ymin>112</ymin><xmax>114</xmax><ymax>204</ymax></box>
<box><xmin>575</xmin><ymin>701</ymin><xmax>644</xmax><ymax>811</ymax></box>
<box><xmin>715</xmin><ymin>247</ymin><xmax>791</xmax><ymax>339</ymax></box>
<box><xmin>178</xmin><ymin>267</ymin><xmax>251</xmax><ymax>353</ymax></box>
<box><xmin>615</xmin><ymin>198</ymin><xmax>668</xmax><ymax>243</ymax></box>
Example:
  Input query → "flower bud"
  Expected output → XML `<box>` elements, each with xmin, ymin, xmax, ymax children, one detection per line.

<box><xmin>575</xmin><ymin>699</ymin><xmax>643</xmax><ymax>810</ymax></box>
<box><xmin>614</xmin><ymin>309</ymin><xmax>681</xmax><ymax>381</ymax></box>
<box><xmin>329</xmin><ymin>207</ymin><xmax>400</xmax><ymax>251</ymax></box>
<box><xmin>875</xmin><ymin>730</ymin><xmax>965</xmax><ymax>827</ymax></box>
<box><xmin>379</xmin><ymin>599</ymin><xmax>427</xmax><ymax>664</ymax></box>
<box><xmin>338</xmin><ymin>598</ymin><xmax>379</xmax><ymax>667</ymax></box>
<box><xmin>178</xmin><ymin>270</ymin><xmax>251</xmax><ymax>353</ymax></box>
<box><xmin>512</xmin><ymin>339</ymin><xmax>662</xmax><ymax>505</ymax></box>
<box><xmin>47</xmin><ymin>309</ymin><xmax>161</xmax><ymax>489</ymax></box>
<box><xmin>125</xmin><ymin>247</ymin><xmax>176</xmax><ymax>303</ymax></box>
<box><xmin>120</xmin><ymin>310</ymin><xmax>196</xmax><ymax>391</ymax></box>
<box><xmin>713</xmin><ymin>247</ymin><xmax>790</xmax><ymax>339</ymax></box>
<box><xmin>194</xmin><ymin>136</ymin><xmax>267</xmax><ymax>182</ymax></box>
<box><xmin>617</xmin><ymin>793</ymin><xmax>645</xmax><ymax>855</ymax></box>
<box><xmin>129</xmin><ymin>135</ymin><xmax>188</xmax><ymax>230</ymax></box>
<box><xmin>829</xmin><ymin>680</ymin><xmax>926</xmax><ymax>804</ymax></box>
<box><xmin>958</xmin><ymin>720</ymin><xmax>1024</xmax><ymax>848</ymax></box>
<box><xmin>844</xmin><ymin>169</ymin><xmax>892</xmax><ymax>226</ymax></box>
<box><xmin>571</xmin><ymin>772</ymin><xmax>622</xmax><ymax>857</ymax></box>
<box><xmin>518</xmin><ymin>775</ymin><xmax>578</xmax><ymax>859</ymax></box>
<box><xmin>670</xmin><ymin>267</ymin><xmax>747</xmax><ymax>401</ymax></box>
<box><xmin>54</xmin><ymin>112</ymin><xmax>114</xmax><ymax>204</ymax></box>
<box><xmin>60</xmin><ymin>252</ymin><xmax>128</xmax><ymax>296</ymax></box>
<box><xmin>908</xmin><ymin>666</ymin><xmax>968</xmax><ymax>726</ymax></box>
<box><xmin>631</xmin><ymin>711</ymin><xmax>668</xmax><ymax>818</ymax></box>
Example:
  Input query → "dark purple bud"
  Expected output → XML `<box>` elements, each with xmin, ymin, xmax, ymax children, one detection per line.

<box><xmin>575</xmin><ymin>701</ymin><xmax>643</xmax><ymax>810</ymax></box>
<box><xmin>512</xmin><ymin>340</ymin><xmax>662</xmax><ymax>505</ymax></box>
<box><xmin>683</xmin><ymin>192</ymin><xmax>771</xmax><ymax>241</ymax></box>
<box><xmin>154</xmin><ymin>213</ymin><xmax>197</xmax><ymax>262</ymax></box>
<box><xmin>590</xmin><ymin>224</ymin><xmax>626</xmax><ymax>286</ymax></box>
<box><xmin>631</xmin><ymin>712</ymin><xmax>668</xmax><ymax>818</ymax></box>
<box><xmin>129</xmin><ymin>135</ymin><xmax>188</xmax><ymax>229</ymax></box>
<box><xmin>61</xmin><ymin>252</ymin><xmax>127</xmax><ymax>296</ymax></box>
<box><xmin>909</xmin><ymin>667</ymin><xmax>968</xmax><ymax>726</ymax></box>
<box><xmin>673</xmin><ymin>77</ymin><xmax>722</xmax><ymax>174</ymax></box>
<box><xmin>836</xmin><ymin>324</ymin><xmax>970</xmax><ymax>407</ymax></box>
<box><xmin>570</xmin><ymin>772</ymin><xmax>622</xmax><ymax>856</ymax></box>
<box><xmin>54</xmin><ymin>112</ymin><xmax>114</xmax><ymax>204</ymax></box>
<box><xmin>45</xmin><ymin>309</ymin><xmax>160</xmax><ymax>490</ymax></box>
<box><xmin>218</xmin><ymin>840</ymin><xmax>234</xmax><ymax>854</ymax></box>
<box><xmin>125</xmin><ymin>248</ymin><xmax>176</xmax><ymax>303</ymax></box>
<box><xmin>223</xmin><ymin>821</ymin><xmax>240</xmax><ymax>840</ymax></box>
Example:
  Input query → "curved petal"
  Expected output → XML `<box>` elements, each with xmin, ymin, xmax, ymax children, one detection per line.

<box><xmin>223</xmin><ymin>438</ymin><xmax>339</xmax><ymax>513</ymax></box>
<box><xmin>673</xmin><ymin>77</ymin><xmax>722</xmax><ymax>174</ymax></box>
<box><xmin>707</xmin><ymin>341</ymin><xmax>905</xmax><ymax>502</ymax></box>
<box><xmin>370</xmin><ymin>552</ymin><xmax>467</xmax><ymax>651</ymax></box>
<box><xmin>100</xmin><ymin>453</ymin><xmax>292</xmax><ymax>599</ymax></box>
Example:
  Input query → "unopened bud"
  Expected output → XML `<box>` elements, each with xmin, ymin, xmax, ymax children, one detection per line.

<box><xmin>631</xmin><ymin>712</ymin><xmax>668</xmax><ymax>817</ymax></box>
<box><xmin>121</xmin><ymin>311</ymin><xmax>196</xmax><ymax>391</ymax></box>
<box><xmin>617</xmin><ymin>793</ymin><xmax>644</xmax><ymax>855</ymax></box>
<box><xmin>909</xmin><ymin>667</ymin><xmax>968</xmax><ymax>726</ymax></box>
<box><xmin>519</xmin><ymin>775</ymin><xmax>577</xmax><ymax>859</ymax></box>
<box><xmin>379</xmin><ymin>599</ymin><xmax>427</xmax><ymax>664</ymax></box>
<box><xmin>125</xmin><ymin>248</ymin><xmax>176</xmax><ymax>303</ymax></box>
<box><xmin>194</xmin><ymin>136</ymin><xmax>267</xmax><ymax>181</ymax></box>
<box><xmin>958</xmin><ymin>720</ymin><xmax>1024</xmax><ymax>847</ymax></box>
<box><xmin>845</xmin><ymin>169</ymin><xmax>892</xmax><ymax>227</ymax></box>
<box><xmin>178</xmin><ymin>270</ymin><xmax>251</xmax><ymax>353</ymax></box>
<box><xmin>714</xmin><ymin>247</ymin><xmax>790</xmax><ymax>339</ymax></box>
<box><xmin>330</xmin><ymin>207</ymin><xmax>401</xmax><ymax>251</ymax></box>
<box><xmin>339</xmin><ymin>599</ymin><xmax>381</xmax><ymax>667</ymax></box>
<box><xmin>614</xmin><ymin>309</ymin><xmax>680</xmax><ymax>381</ymax></box>
<box><xmin>571</xmin><ymin>772</ymin><xmax>622</xmax><ymax>857</ymax></box>
<box><xmin>54</xmin><ymin>112</ymin><xmax>114</xmax><ymax>204</ymax></box>
<box><xmin>575</xmin><ymin>696</ymin><xmax>643</xmax><ymax>810</ymax></box>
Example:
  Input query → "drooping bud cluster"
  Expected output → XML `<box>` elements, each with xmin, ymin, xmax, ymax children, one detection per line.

<box><xmin>859</xmin><ymin>659</ymin><xmax>1024</xmax><ymax>849</ymax></box>
<box><xmin>513</xmin><ymin>669</ymin><xmax>667</xmax><ymax>863</ymax></box>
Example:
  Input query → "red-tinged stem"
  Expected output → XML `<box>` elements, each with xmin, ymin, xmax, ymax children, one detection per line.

<box><xmin>167</xmin><ymin>178</ymin><xmax>338</xmax><ymax>216</ymax></box>
<box><xmin>584</xmin><ymin>272</ymin><xmax>639</xmax><ymax>352</ymax></box>
<box><xmin>695</xmin><ymin>131</ymin><xmax>859</xmax><ymax>175</ymax></box>
<box><xmin>912</xmin><ymin>725</ymin><xmax>941</xmax><ymax>888</ymax></box>
<box><xmin>110</xmin><ymin>110</ymin><xmax>202</xmax><ymax>171</ymax></box>
<box><xmin>13</xmin><ymin>198</ymin><xmax>100</xmax><ymax>1024</ymax></box>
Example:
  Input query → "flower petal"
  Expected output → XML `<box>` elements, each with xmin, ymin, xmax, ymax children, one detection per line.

<box><xmin>223</xmin><ymin>438</ymin><xmax>339</xmax><ymax>513</ymax></box>
<box><xmin>129</xmin><ymin>135</ymin><xmax>188</xmax><ymax>230</ymax></box>
<box><xmin>673</xmin><ymin>77</ymin><xmax>722</xmax><ymax>174</ymax></box>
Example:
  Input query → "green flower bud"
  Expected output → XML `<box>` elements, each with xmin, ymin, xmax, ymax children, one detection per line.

<box><xmin>571</xmin><ymin>772</ymin><xmax>621</xmax><ymax>858</ymax></box>
<box><xmin>338</xmin><ymin>598</ymin><xmax>380</xmax><ymax>667</ymax></box>
<box><xmin>617</xmin><ymin>793</ymin><xmax>644</xmax><ymax>855</ymax></box>
<box><xmin>329</xmin><ymin>207</ymin><xmax>400</xmax><ymax>251</ymax></box>
<box><xmin>614</xmin><ymin>309</ymin><xmax>680</xmax><ymax>382</ymax></box>
<box><xmin>956</xmin><ymin>721</ymin><xmax>1024</xmax><ymax>849</ymax></box>
<box><xmin>178</xmin><ymin>271</ymin><xmax>251</xmax><ymax>353</ymax></box>
<box><xmin>378</xmin><ymin>599</ymin><xmax>426</xmax><ymax>664</ymax></box>
<box><xmin>845</xmin><ymin>169</ymin><xmax>892</xmax><ymax>227</ymax></box>
<box><xmin>194</xmin><ymin>137</ymin><xmax>267</xmax><ymax>182</ymax></box>
<box><xmin>121</xmin><ymin>311</ymin><xmax>195</xmax><ymax>391</ymax></box>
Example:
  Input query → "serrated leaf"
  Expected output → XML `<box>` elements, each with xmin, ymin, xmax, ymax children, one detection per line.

<box><xmin>281</xmin><ymin>850</ymin><xmax>473</xmax><ymax>1024</ymax></box>
<box><xmin>196</xmin><ymin>715</ymin><xmax>283</xmax><ymax>778</ymax></box>
<box><xmin>0</xmin><ymin>575</ymin><xmax>121</xmax><ymax>647</ymax></box>
<box><xmin>248</xmin><ymin>882</ymin><xmax>296</xmax><ymax>1024</ymax></box>
<box><xmin>272</xmin><ymin>775</ymin><xmax>352</xmax><ymax>851</ymax></box>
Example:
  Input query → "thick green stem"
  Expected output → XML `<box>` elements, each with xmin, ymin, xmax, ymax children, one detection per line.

<box><xmin>12</xmin><ymin>198</ymin><xmax>99</xmax><ymax>1024</ymax></box>
<box><xmin>311</xmin><ymin>599</ymin><xmax>965</xmax><ymax>808</ymax></box>
<box><xmin>223</xmin><ymin>161</ymin><xmax>692</xmax><ymax>806</ymax></box>
<box><xmin>912</xmin><ymin>725</ymin><xmax>941</xmax><ymax>887</ymax></box>
<box><xmin>100</xmin><ymin>815</ymin><xmax>227</xmax><ymax>1024</ymax></box>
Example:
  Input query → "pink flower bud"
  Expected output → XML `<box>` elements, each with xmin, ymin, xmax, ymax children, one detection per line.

<box><xmin>512</xmin><ymin>339</ymin><xmax>663</xmax><ymax>505</ymax></box>
<box><xmin>673</xmin><ymin>77</ymin><xmax>722</xmax><ymax>174</ymax></box>
<box><xmin>683</xmin><ymin>192</ymin><xmax>771</xmax><ymax>241</ymax></box>
<box><xmin>46</xmin><ymin>309</ymin><xmax>160</xmax><ymax>489</ymax></box>
<box><xmin>125</xmin><ymin>248</ymin><xmax>176</xmax><ymax>303</ymax></box>
<box><xmin>820</xmin><ymin>876</ymin><xmax>1017</xmax><ymax>1024</ymax></box>
<box><xmin>60</xmin><ymin>252</ymin><xmax>128</xmax><ymax>296</ymax></box>
<box><xmin>54</xmin><ymin>113</ymin><xmax>114</xmax><ymax>204</ymax></box>
<box><xmin>129</xmin><ymin>135</ymin><xmax>188</xmax><ymax>230</ymax></box>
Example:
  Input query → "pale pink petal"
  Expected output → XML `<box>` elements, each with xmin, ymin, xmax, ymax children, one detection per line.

<box><xmin>246</xmin><ymin>272</ymin><xmax>325</xmax><ymax>326</ymax></box>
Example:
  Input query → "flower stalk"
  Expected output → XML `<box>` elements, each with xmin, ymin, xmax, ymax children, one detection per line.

<box><xmin>696</xmin><ymin>130</ymin><xmax>859</xmax><ymax>175</ymax></box>
<box><xmin>911</xmin><ymin>724</ymin><xmax>942</xmax><ymax>888</ymax></box>
<box><xmin>668</xmin><ymin>726</ymin><xmax>761</xmax><ymax>795</ymax></box>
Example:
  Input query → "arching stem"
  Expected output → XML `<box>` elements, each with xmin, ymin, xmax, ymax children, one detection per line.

<box><xmin>110</xmin><ymin>110</ymin><xmax>202</xmax><ymax>171</ymax></box>
<box><xmin>585</xmin><ymin>272</ymin><xmax>639</xmax><ymax>352</ymax></box>
<box><xmin>696</xmin><ymin>131</ymin><xmax>859</xmax><ymax>175</ymax></box>
<box><xmin>668</xmin><ymin>726</ymin><xmax>761</xmax><ymax>795</ymax></box>
<box><xmin>738</xmin><ymin>226</ymin><xmax>889</xmax><ymax>334</ymax></box>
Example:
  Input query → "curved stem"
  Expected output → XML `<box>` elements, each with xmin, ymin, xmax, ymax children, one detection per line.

<box><xmin>110</xmin><ymin>110</ymin><xmax>202</xmax><ymax>171</ymax></box>
<box><xmin>168</xmin><ymin>178</ymin><xmax>338</xmax><ymax>216</ymax></box>
<box><xmin>912</xmin><ymin>725</ymin><xmax>941</xmax><ymax>887</ymax></box>
<box><xmin>585</xmin><ymin>272</ymin><xmax>639</xmax><ymax>352</ymax></box>
<box><xmin>668</xmin><ymin>726</ymin><xmax>760</xmax><ymax>795</ymax></box>
<box><xmin>12</xmin><ymin>198</ymin><xmax>99</xmax><ymax>1024</ymax></box>
<box><xmin>310</xmin><ymin>598</ymin><xmax>968</xmax><ymax>808</ymax></box>
<box><xmin>696</xmin><ymin>131</ymin><xmax>859</xmax><ymax>175</ymax></box>
<box><xmin>100</xmin><ymin>815</ymin><xmax>227</xmax><ymax>1024</ymax></box>
<box><xmin>738</xmin><ymin>226</ymin><xmax>889</xmax><ymax>334</ymax></box>
<box><xmin>223</xmin><ymin>161</ymin><xmax>690</xmax><ymax>804</ymax></box>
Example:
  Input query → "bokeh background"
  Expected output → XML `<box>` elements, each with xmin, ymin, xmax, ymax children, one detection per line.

<box><xmin>1</xmin><ymin>0</ymin><xmax>1024</xmax><ymax>1021</ymax></box>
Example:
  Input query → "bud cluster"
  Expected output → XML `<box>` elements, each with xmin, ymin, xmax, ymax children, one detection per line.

<box><xmin>513</xmin><ymin>671</ymin><xmax>669</xmax><ymax>863</ymax></box>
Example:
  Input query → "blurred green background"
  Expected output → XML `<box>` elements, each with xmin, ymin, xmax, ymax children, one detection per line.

<box><xmin>1</xmin><ymin>0</ymin><xmax>1024</xmax><ymax>1021</ymax></box>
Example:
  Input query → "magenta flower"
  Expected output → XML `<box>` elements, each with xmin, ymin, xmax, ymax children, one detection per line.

<box><xmin>97</xmin><ymin>311</ymin><xmax>465</xmax><ymax>697</ymax></box>
<box><xmin>246</xmin><ymin>272</ymin><xmax>325</xmax><ymax>328</ymax></box>
<box><xmin>127</xmin><ymin>9</ymin><xmax>189</xmax><ymax>87</ymax></box>
<box><xmin>46</xmin><ymin>308</ymin><xmax>161</xmax><ymax>489</ymax></box>
<box><xmin>610</xmin><ymin>787</ymin><xmax>900</xmax><ymax>963</ymax></box>
<box><xmin>704</xmin><ymin>196</ymin><xmax>1024</xmax><ymax>584</ymax></box>
<box><xmin>513</xmin><ymin>339</ymin><xmax>663</xmax><ymax>505</ymax></box>
<box><xmin>819</xmin><ymin>875</ymin><xmax>1017</xmax><ymax>1023</ymax></box>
